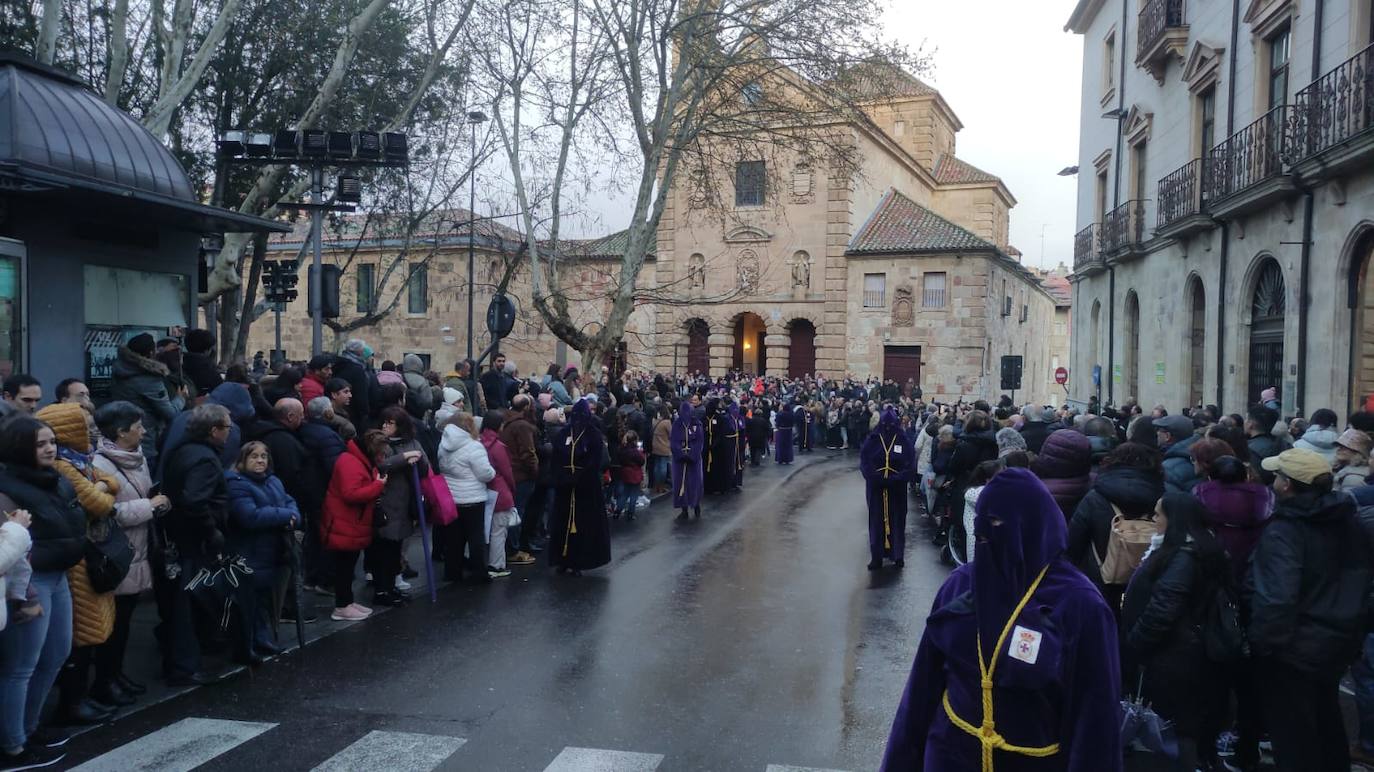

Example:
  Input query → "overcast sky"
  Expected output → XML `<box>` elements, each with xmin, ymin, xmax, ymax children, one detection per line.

<box><xmin>551</xmin><ymin>0</ymin><xmax>1084</xmax><ymax>271</ymax></box>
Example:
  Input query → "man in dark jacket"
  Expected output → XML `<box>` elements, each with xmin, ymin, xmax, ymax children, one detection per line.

<box><xmin>110</xmin><ymin>333</ymin><xmax>182</xmax><ymax>473</ymax></box>
<box><xmin>180</xmin><ymin>328</ymin><xmax>223</xmax><ymax>399</ymax></box>
<box><xmin>480</xmin><ymin>352</ymin><xmax>512</xmax><ymax>410</ymax></box>
<box><xmin>1154</xmin><ymin>415</ymin><xmax>1201</xmax><ymax>493</ymax></box>
<box><xmin>1017</xmin><ymin>404</ymin><xmax>1055</xmax><ymax>454</ymax></box>
<box><xmin>1250</xmin><ymin>448</ymin><xmax>1374</xmax><ymax>771</ymax></box>
<box><xmin>161</xmin><ymin>404</ymin><xmax>235</xmax><ymax>684</ymax></box>
<box><xmin>159</xmin><ymin>382</ymin><xmax>253</xmax><ymax>481</ymax></box>
<box><xmin>250</xmin><ymin>399</ymin><xmax>313</xmax><ymax>514</ymax></box>
<box><xmin>332</xmin><ymin>339</ymin><xmax>374</xmax><ymax>429</ymax></box>
<box><xmin>299</xmin><ymin>396</ymin><xmax>346</xmax><ymax>589</ymax></box>
<box><xmin>1246</xmin><ymin>405</ymin><xmax>1282</xmax><ymax>484</ymax></box>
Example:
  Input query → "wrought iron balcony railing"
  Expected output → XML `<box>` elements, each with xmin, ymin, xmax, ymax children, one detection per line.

<box><xmin>1073</xmin><ymin>223</ymin><xmax>1102</xmax><ymax>273</ymax></box>
<box><xmin>1291</xmin><ymin>42</ymin><xmax>1374</xmax><ymax>160</ymax></box>
<box><xmin>1207</xmin><ymin>105</ymin><xmax>1292</xmax><ymax>200</ymax></box>
<box><xmin>1103</xmin><ymin>200</ymin><xmax>1147</xmax><ymax>252</ymax></box>
<box><xmin>1138</xmin><ymin>0</ymin><xmax>1185</xmax><ymax>60</ymax></box>
<box><xmin>1157</xmin><ymin>158</ymin><xmax>1206</xmax><ymax>229</ymax></box>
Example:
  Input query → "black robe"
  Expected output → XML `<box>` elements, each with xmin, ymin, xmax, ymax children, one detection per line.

<box><xmin>549</xmin><ymin>409</ymin><xmax>612</xmax><ymax>571</ymax></box>
<box><xmin>704</xmin><ymin>408</ymin><xmax>735</xmax><ymax>494</ymax></box>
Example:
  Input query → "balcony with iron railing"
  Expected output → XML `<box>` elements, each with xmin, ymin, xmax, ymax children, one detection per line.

<box><xmin>1073</xmin><ymin>223</ymin><xmax>1105</xmax><ymax>276</ymax></box>
<box><xmin>1206</xmin><ymin>105</ymin><xmax>1297</xmax><ymax>216</ymax></box>
<box><xmin>1103</xmin><ymin>200</ymin><xmax>1147</xmax><ymax>258</ymax></box>
<box><xmin>1156</xmin><ymin>157</ymin><xmax>1212</xmax><ymax>238</ymax></box>
<box><xmin>1289</xmin><ymin>42</ymin><xmax>1374</xmax><ymax>174</ymax></box>
<box><xmin>1136</xmin><ymin>0</ymin><xmax>1186</xmax><ymax>81</ymax></box>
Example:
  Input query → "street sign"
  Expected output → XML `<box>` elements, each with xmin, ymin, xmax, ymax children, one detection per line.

<box><xmin>1054</xmin><ymin>367</ymin><xmax>1068</xmax><ymax>385</ymax></box>
<box><xmin>486</xmin><ymin>294</ymin><xmax>516</xmax><ymax>337</ymax></box>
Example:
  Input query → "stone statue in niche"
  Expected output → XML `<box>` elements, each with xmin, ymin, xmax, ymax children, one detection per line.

<box><xmin>790</xmin><ymin>251</ymin><xmax>811</xmax><ymax>289</ymax></box>
<box><xmin>688</xmin><ymin>253</ymin><xmax>706</xmax><ymax>288</ymax></box>
<box><xmin>738</xmin><ymin>249</ymin><xmax>760</xmax><ymax>294</ymax></box>
<box><xmin>892</xmin><ymin>285</ymin><xmax>914</xmax><ymax>327</ymax></box>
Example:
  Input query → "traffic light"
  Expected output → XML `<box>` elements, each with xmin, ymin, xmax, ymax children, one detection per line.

<box><xmin>1000</xmin><ymin>355</ymin><xmax>1024</xmax><ymax>391</ymax></box>
<box><xmin>278</xmin><ymin>261</ymin><xmax>299</xmax><ymax>302</ymax></box>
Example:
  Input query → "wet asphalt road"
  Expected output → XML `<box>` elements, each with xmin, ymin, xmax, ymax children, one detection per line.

<box><xmin>58</xmin><ymin>450</ymin><xmax>945</xmax><ymax>771</ymax></box>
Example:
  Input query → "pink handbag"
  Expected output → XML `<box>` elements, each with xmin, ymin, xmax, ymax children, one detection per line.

<box><xmin>419</xmin><ymin>469</ymin><xmax>459</xmax><ymax>526</ymax></box>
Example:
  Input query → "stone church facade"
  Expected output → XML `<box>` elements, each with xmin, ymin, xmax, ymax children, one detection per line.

<box><xmin>249</xmin><ymin>69</ymin><xmax>1065</xmax><ymax>405</ymax></box>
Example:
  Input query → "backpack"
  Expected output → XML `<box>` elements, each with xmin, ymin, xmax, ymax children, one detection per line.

<box><xmin>1199</xmin><ymin>580</ymin><xmax>1247</xmax><ymax>663</ymax></box>
<box><xmin>1091</xmin><ymin>502</ymin><xmax>1157</xmax><ymax>585</ymax></box>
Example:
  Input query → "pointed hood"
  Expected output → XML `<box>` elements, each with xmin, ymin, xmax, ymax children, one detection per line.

<box><xmin>972</xmin><ymin>467</ymin><xmax>1067</xmax><ymax>657</ymax></box>
<box><xmin>877</xmin><ymin>407</ymin><xmax>902</xmax><ymax>434</ymax></box>
<box><xmin>569</xmin><ymin>398</ymin><xmax>595</xmax><ymax>433</ymax></box>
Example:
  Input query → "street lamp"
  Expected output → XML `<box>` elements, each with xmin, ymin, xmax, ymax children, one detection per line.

<box><xmin>465</xmin><ymin>110</ymin><xmax>487</xmax><ymax>368</ymax></box>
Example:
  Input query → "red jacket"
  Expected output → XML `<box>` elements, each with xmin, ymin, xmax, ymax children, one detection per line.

<box><xmin>619</xmin><ymin>447</ymin><xmax>645</xmax><ymax>485</ymax></box>
<box><xmin>320</xmin><ymin>439</ymin><xmax>386</xmax><ymax>551</ymax></box>
<box><xmin>480</xmin><ymin>430</ymin><xmax>516</xmax><ymax>511</ymax></box>
<box><xmin>299</xmin><ymin>373</ymin><xmax>326</xmax><ymax>405</ymax></box>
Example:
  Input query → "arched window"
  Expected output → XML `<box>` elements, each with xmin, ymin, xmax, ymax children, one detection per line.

<box><xmin>1248</xmin><ymin>259</ymin><xmax>1286</xmax><ymax>406</ymax></box>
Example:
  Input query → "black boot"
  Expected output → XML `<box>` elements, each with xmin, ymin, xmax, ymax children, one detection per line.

<box><xmin>677</xmin><ymin>509</ymin><xmax>689</xmax><ymax>521</ymax></box>
<box><xmin>115</xmin><ymin>673</ymin><xmax>147</xmax><ymax>695</ymax></box>
<box><xmin>694</xmin><ymin>506</ymin><xmax>701</xmax><ymax>518</ymax></box>
<box><xmin>867</xmin><ymin>559</ymin><xmax>882</xmax><ymax>571</ymax></box>
<box><xmin>89</xmin><ymin>680</ymin><xmax>135</xmax><ymax>707</ymax></box>
<box><xmin>56</xmin><ymin>699</ymin><xmax>116</xmax><ymax>726</ymax></box>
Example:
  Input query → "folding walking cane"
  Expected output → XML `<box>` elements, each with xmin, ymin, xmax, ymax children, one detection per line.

<box><xmin>281</xmin><ymin>530</ymin><xmax>307</xmax><ymax>652</ymax></box>
<box><xmin>410</xmin><ymin>464</ymin><xmax>438</xmax><ymax>603</ymax></box>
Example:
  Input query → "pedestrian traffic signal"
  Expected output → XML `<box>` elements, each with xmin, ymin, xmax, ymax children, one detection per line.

<box><xmin>262</xmin><ymin>261</ymin><xmax>300</xmax><ymax>304</ymax></box>
<box><xmin>1000</xmin><ymin>355</ymin><xmax>1023</xmax><ymax>391</ymax></box>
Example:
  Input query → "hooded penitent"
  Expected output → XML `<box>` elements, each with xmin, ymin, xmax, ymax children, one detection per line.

<box><xmin>726</xmin><ymin>402</ymin><xmax>745</xmax><ymax>483</ymax></box>
<box><xmin>881</xmin><ymin>468</ymin><xmax>1123</xmax><ymax>771</ymax></box>
<box><xmin>860</xmin><ymin>409</ymin><xmax>915</xmax><ymax>566</ymax></box>
<box><xmin>669</xmin><ymin>405</ymin><xmax>705</xmax><ymax>508</ymax></box>
<box><xmin>703</xmin><ymin>399</ymin><xmax>733</xmax><ymax>495</ymax></box>
<box><xmin>548</xmin><ymin>400</ymin><xmax>611</xmax><ymax>571</ymax></box>
<box><xmin>775</xmin><ymin>402</ymin><xmax>795</xmax><ymax>465</ymax></box>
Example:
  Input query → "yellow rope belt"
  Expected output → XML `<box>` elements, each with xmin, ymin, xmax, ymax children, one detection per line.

<box><xmin>942</xmin><ymin>563</ymin><xmax>1059</xmax><ymax>771</ymax></box>
<box><xmin>562</xmin><ymin>431</ymin><xmax>584</xmax><ymax>558</ymax></box>
<box><xmin>879</xmin><ymin>433</ymin><xmax>898</xmax><ymax>550</ymax></box>
<box><xmin>679</xmin><ymin>432</ymin><xmax>690</xmax><ymax>497</ymax></box>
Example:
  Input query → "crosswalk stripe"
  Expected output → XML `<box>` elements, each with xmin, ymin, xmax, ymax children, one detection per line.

<box><xmin>310</xmin><ymin>730</ymin><xmax>466</xmax><ymax>771</ymax></box>
<box><xmin>765</xmin><ymin>766</ymin><xmax>851</xmax><ymax>772</ymax></box>
<box><xmin>69</xmin><ymin>717</ymin><xmax>277</xmax><ymax>772</ymax></box>
<box><xmin>542</xmin><ymin>746</ymin><xmax>665</xmax><ymax>772</ymax></box>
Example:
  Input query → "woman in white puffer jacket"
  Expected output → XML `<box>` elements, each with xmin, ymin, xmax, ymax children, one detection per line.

<box><xmin>438</xmin><ymin>413</ymin><xmax>495</xmax><ymax>583</ymax></box>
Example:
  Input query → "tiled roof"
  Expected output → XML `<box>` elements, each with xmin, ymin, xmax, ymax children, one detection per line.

<box><xmin>268</xmin><ymin>208</ymin><xmax>523</xmax><ymax>247</ymax></box>
<box><xmin>932</xmin><ymin>153</ymin><xmax>1003</xmax><ymax>186</ymax></box>
<box><xmin>568</xmin><ymin>228</ymin><xmax>656</xmax><ymax>259</ymax></box>
<box><xmin>1042</xmin><ymin>273</ymin><xmax>1073</xmax><ymax>306</ymax></box>
<box><xmin>829</xmin><ymin>60</ymin><xmax>937</xmax><ymax>101</ymax></box>
<box><xmin>847</xmin><ymin>188</ymin><xmax>998</xmax><ymax>255</ymax></box>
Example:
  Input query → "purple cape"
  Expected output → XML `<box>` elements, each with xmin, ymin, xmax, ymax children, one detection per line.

<box><xmin>881</xmin><ymin>469</ymin><xmax>1122</xmax><ymax>771</ymax></box>
<box><xmin>670</xmin><ymin>409</ymin><xmax>705</xmax><ymax>508</ymax></box>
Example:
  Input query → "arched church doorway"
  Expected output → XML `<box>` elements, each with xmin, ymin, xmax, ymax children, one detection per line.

<box><xmin>788</xmin><ymin>319</ymin><xmax>816</xmax><ymax>378</ymax></box>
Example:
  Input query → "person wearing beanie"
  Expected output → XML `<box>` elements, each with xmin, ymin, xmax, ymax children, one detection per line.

<box><xmin>1031</xmin><ymin>429</ymin><xmax>1094</xmax><ymax>520</ymax></box>
<box><xmin>996</xmin><ymin>426</ymin><xmax>1028</xmax><ymax>458</ymax></box>
<box><xmin>333</xmin><ymin>339</ymin><xmax>374</xmax><ymax>429</ymax></box>
<box><xmin>109</xmin><ymin>334</ymin><xmax>181</xmax><ymax>472</ymax></box>
<box><xmin>435</xmin><ymin>387</ymin><xmax>465</xmax><ymax>425</ymax></box>
<box><xmin>180</xmin><ymin>329</ymin><xmax>222</xmax><ymax>399</ymax></box>
<box><xmin>1333</xmin><ymin>428</ymin><xmax>1373</xmax><ymax>491</ymax></box>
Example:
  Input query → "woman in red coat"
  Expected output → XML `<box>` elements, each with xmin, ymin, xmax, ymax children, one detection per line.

<box><xmin>320</xmin><ymin>430</ymin><xmax>388</xmax><ymax>621</ymax></box>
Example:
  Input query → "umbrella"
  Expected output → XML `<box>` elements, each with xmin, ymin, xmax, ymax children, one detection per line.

<box><xmin>410</xmin><ymin>464</ymin><xmax>438</xmax><ymax>603</ymax></box>
<box><xmin>1120</xmin><ymin>672</ymin><xmax>1177</xmax><ymax>758</ymax></box>
<box><xmin>281</xmin><ymin>530</ymin><xmax>307</xmax><ymax>652</ymax></box>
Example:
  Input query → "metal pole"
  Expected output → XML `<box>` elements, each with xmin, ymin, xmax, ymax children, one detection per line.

<box><xmin>274</xmin><ymin>303</ymin><xmax>283</xmax><ymax>364</ymax></box>
<box><xmin>310</xmin><ymin>165</ymin><xmax>324</xmax><ymax>357</ymax></box>
<box><xmin>466</xmin><ymin>121</ymin><xmax>477</xmax><ymax>365</ymax></box>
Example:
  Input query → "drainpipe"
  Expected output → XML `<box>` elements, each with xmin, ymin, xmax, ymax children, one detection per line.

<box><xmin>1293</xmin><ymin>0</ymin><xmax>1323</xmax><ymax>416</ymax></box>
<box><xmin>1216</xmin><ymin>0</ymin><xmax>1241</xmax><ymax>409</ymax></box>
<box><xmin>1108</xmin><ymin>0</ymin><xmax>1128</xmax><ymax>406</ymax></box>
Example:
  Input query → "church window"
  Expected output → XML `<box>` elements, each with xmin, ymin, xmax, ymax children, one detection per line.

<box><xmin>735</xmin><ymin>160</ymin><xmax>766</xmax><ymax>206</ymax></box>
<box><xmin>863</xmin><ymin>273</ymin><xmax>886</xmax><ymax>308</ymax></box>
<box><xmin>922</xmin><ymin>272</ymin><xmax>946</xmax><ymax>308</ymax></box>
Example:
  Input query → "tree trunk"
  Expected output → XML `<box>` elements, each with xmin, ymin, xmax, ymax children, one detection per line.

<box><xmin>143</xmin><ymin>0</ymin><xmax>244</xmax><ymax>139</ymax></box>
<box><xmin>103</xmin><ymin>0</ymin><xmax>130</xmax><ymax>104</ymax></box>
<box><xmin>231</xmin><ymin>231</ymin><xmax>268</xmax><ymax>365</ymax></box>
<box><xmin>37</xmin><ymin>0</ymin><xmax>61</xmax><ymax>64</ymax></box>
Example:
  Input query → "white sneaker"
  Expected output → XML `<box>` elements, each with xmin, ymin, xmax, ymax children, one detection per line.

<box><xmin>330</xmin><ymin>606</ymin><xmax>368</xmax><ymax>621</ymax></box>
<box><xmin>488</xmin><ymin>568</ymin><xmax>512</xmax><ymax>578</ymax></box>
<box><xmin>394</xmin><ymin>576</ymin><xmax>412</xmax><ymax>591</ymax></box>
<box><xmin>347</xmin><ymin>603</ymin><xmax>373</xmax><ymax>617</ymax></box>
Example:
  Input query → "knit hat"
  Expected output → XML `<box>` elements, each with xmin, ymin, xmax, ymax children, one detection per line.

<box><xmin>36</xmin><ymin>402</ymin><xmax>90</xmax><ymax>451</ymax></box>
<box><xmin>996</xmin><ymin>427</ymin><xmax>1027</xmax><ymax>458</ymax></box>
<box><xmin>537</xmin><ymin>393</ymin><xmax>552</xmax><ymax>410</ymax></box>
<box><xmin>127</xmin><ymin>333</ymin><xmax>156</xmax><ymax>357</ymax></box>
<box><xmin>1260</xmin><ymin>386</ymin><xmax>1277</xmax><ymax>403</ymax></box>
<box><xmin>441</xmin><ymin>387</ymin><xmax>464</xmax><ymax>405</ymax></box>
<box><xmin>1336</xmin><ymin>428</ymin><xmax>1372</xmax><ymax>458</ymax></box>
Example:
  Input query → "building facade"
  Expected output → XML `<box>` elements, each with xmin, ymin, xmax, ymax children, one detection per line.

<box><xmin>251</xmin><ymin>68</ymin><xmax>1067</xmax><ymax>405</ymax></box>
<box><xmin>1066</xmin><ymin>0</ymin><xmax>1374</xmax><ymax>419</ymax></box>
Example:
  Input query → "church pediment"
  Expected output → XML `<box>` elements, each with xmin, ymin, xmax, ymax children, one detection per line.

<box><xmin>723</xmin><ymin>225</ymin><xmax>773</xmax><ymax>244</ymax></box>
<box><xmin>1182</xmin><ymin>41</ymin><xmax>1225</xmax><ymax>93</ymax></box>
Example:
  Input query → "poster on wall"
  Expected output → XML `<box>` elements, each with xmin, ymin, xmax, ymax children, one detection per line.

<box><xmin>1155</xmin><ymin>362</ymin><xmax>1166</xmax><ymax>384</ymax></box>
<box><xmin>85</xmin><ymin>326</ymin><xmax>164</xmax><ymax>400</ymax></box>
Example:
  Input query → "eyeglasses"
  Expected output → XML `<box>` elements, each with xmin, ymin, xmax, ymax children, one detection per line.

<box><xmin>215</xmin><ymin>423</ymin><xmax>232</xmax><ymax>431</ymax></box>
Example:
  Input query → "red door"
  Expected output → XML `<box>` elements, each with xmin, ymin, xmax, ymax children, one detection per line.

<box><xmin>788</xmin><ymin>320</ymin><xmax>816</xmax><ymax>378</ymax></box>
<box><xmin>883</xmin><ymin>345</ymin><xmax>921</xmax><ymax>388</ymax></box>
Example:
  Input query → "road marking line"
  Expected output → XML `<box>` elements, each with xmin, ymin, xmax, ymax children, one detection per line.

<box><xmin>310</xmin><ymin>730</ymin><xmax>466</xmax><ymax>771</ymax></box>
<box><xmin>765</xmin><ymin>766</ymin><xmax>852</xmax><ymax>772</ymax></box>
<box><xmin>69</xmin><ymin>717</ymin><xmax>277</xmax><ymax>772</ymax></box>
<box><xmin>542</xmin><ymin>746</ymin><xmax>665</xmax><ymax>771</ymax></box>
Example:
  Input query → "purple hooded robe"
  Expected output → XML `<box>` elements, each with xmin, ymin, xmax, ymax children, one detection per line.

<box><xmin>548</xmin><ymin>400</ymin><xmax>612</xmax><ymax>571</ymax></box>
<box><xmin>670</xmin><ymin>407</ymin><xmax>705</xmax><ymax>508</ymax></box>
<box><xmin>881</xmin><ymin>468</ymin><xmax>1122</xmax><ymax>772</ymax></box>
<box><xmin>727</xmin><ymin>403</ymin><xmax>746</xmax><ymax>488</ymax></box>
<box><xmin>861</xmin><ymin>408</ymin><xmax>916</xmax><ymax>564</ymax></box>
<box><xmin>775</xmin><ymin>404</ymin><xmax>795</xmax><ymax>464</ymax></box>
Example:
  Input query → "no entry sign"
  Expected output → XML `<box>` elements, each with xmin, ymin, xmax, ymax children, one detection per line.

<box><xmin>1054</xmin><ymin>367</ymin><xmax>1069</xmax><ymax>385</ymax></box>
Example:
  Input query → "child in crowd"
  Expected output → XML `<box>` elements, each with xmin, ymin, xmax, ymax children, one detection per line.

<box><xmin>0</xmin><ymin>509</ymin><xmax>37</xmax><ymax>629</ymax></box>
<box><xmin>616</xmin><ymin>431</ymin><xmax>646</xmax><ymax>521</ymax></box>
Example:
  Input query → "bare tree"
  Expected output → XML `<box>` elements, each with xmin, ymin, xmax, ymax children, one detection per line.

<box><xmin>481</xmin><ymin>0</ymin><xmax>919</xmax><ymax>371</ymax></box>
